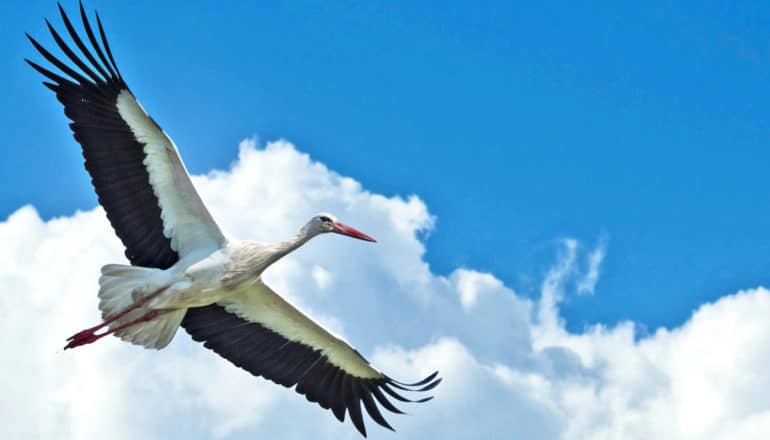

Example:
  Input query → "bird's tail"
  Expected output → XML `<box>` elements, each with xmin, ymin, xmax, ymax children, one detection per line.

<box><xmin>97</xmin><ymin>264</ymin><xmax>184</xmax><ymax>349</ymax></box>
<box><xmin>98</xmin><ymin>264</ymin><xmax>158</xmax><ymax>319</ymax></box>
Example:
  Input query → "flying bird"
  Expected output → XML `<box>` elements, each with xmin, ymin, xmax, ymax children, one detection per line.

<box><xmin>26</xmin><ymin>2</ymin><xmax>440</xmax><ymax>437</ymax></box>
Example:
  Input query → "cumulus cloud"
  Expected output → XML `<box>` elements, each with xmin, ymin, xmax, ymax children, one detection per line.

<box><xmin>2</xmin><ymin>138</ymin><xmax>770</xmax><ymax>439</ymax></box>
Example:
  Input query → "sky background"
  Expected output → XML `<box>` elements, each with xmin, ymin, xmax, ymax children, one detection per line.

<box><xmin>4</xmin><ymin>2</ymin><xmax>770</xmax><ymax>438</ymax></box>
<box><xmin>5</xmin><ymin>1</ymin><xmax>770</xmax><ymax>333</ymax></box>
<box><xmin>4</xmin><ymin>1</ymin><xmax>770</xmax><ymax>331</ymax></box>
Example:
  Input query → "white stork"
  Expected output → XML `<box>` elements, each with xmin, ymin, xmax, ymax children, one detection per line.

<box><xmin>26</xmin><ymin>3</ymin><xmax>440</xmax><ymax>436</ymax></box>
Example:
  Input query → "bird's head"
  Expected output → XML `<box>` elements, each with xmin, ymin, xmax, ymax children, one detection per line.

<box><xmin>306</xmin><ymin>213</ymin><xmax>376</xmax><ymax>242</ymax></box>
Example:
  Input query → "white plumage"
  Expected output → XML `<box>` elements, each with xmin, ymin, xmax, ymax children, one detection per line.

<box><xmin>26</xmin><ymin>2</ymin><xmax>439</xmax><ymax>437</ymax></box>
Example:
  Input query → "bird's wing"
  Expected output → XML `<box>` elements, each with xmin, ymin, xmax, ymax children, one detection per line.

<box><xmin>26</xmin><ymin>3</ymin><xmax>224</xmax><ymax>269</ymax></box>
<box><xmin>182</xmin><ymin>280</ymin><xmax>441</xmax><ymax>437</ymax></box>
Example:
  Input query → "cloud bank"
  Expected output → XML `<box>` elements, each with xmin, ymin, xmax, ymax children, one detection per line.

<box><xmin>2</xmin><ymin>139</ymin><xmax>770</xmax><ymax>439</ymax></box>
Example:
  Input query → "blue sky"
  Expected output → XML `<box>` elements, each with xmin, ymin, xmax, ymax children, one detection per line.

<box><xmin>6</xmin><ymin>3</ymin><xmax>770</xmax><ymax>438</ymax></box>
<box><xmin>5</xmin><ymin>1</ymin><xmax>770</xmax><ymax>334</ymax></box>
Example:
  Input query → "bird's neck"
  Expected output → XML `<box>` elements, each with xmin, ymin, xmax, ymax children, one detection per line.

<box><xmin>224</xmin><ymin>228</ymin><xmax>315</xmax><ymax>288</ymax></box>
<box><xmin>267</xmin><ymin>226</ymin><xmax>314</xmax><ymax>265</ymax></box>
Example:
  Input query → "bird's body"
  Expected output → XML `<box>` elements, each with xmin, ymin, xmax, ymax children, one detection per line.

<box><xmin>97</xmin><ymin>222</ymin><xmax>356</xmax><ymax>349</ymax></box>
<box><xmin>26</xmin><ymin>2</ymin><xmax>439</xmax><ymax>437</ymax></box>
<box><xmin>130</xmin><ymin>239</ymin><xmax>299</xmax><ymax>314</ymax></box>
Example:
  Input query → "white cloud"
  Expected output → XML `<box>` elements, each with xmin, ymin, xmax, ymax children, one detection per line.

<box><xmin>576</xmin><ymin>237</ymin><xmax>607</xmax><ymax>295</ymax></box>
<box><xmin>3</xmin><ymin>138</ymin><xmax>770</xmax><ymax>439</ymax></box>
<box><xmin>311</xmin><ymin>265</ymin><xmax>334</xmax><ymax>291</ymax></box>
<box><xmin>455</xmin><ymin>269</ymin><xmax>504</xmax><ymax>311</ymax></box>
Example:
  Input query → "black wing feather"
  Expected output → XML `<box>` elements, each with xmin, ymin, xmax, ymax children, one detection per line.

<box><xmin>346</xmin><ymin>380</ymin><xmax>367</xmax><ymax>437</ymax></box>
<box><xmin>78</xmin><ymin>2</ymin><xmax>118</xmax><ymax>79</ymax></box>
<box><xmin>57</xmin><ymin>3</ymin><xmax>111</xmax><ymax>81</ymax></box>
<box><xmin>26</xmin><ymin>2</ymin><xmax>177</xmax><ymax>269</ymax></box>
<box><xmin>182</xmin><ymin>304</ymin><xmax>440</xmax><ymax>437</ymax></box>
<box><xmin>45</xmin><ymin>19</ymin><xmax>102</xmax><ymax>83</ymax></box>
<box><xmin>95</xmin><ymin>10</ymin><xmax>122</xmax><ymax>79</ymax></box>
<box><xmin>360</xmin><ymin>382</ymin><xmax>394</xmax><ymax>431</ymax></box>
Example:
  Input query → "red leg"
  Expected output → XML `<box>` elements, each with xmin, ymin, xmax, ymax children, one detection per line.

<box><xmin>64</xmin><ymin>309</ymin><xmax>166</xmax><ymax>350</ymax></box>
<box><xmin>64</xmin><ymin>289</ymin><xmax>163</xmax><ymax>349</ymax></box>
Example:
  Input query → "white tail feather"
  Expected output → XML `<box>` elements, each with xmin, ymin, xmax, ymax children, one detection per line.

<box><xmin>99</xmin><ymin>264</ymin><xmax>156</xmax><ymax>319</ymax></box>
<box><xmin>97</xmin><ymin>264</ymin><xmax>184</xmax><ymax>349</ymax></box>
<box><xmin>114</xmin><ymin>309</ymin><xmax>186</xmax><ymax>349</ymax></box>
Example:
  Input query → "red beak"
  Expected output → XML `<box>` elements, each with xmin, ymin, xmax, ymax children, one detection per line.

<box><xmin>332</xmin><ymin>222</ymin><xmax>377</xmax><ymax>242</ymax></box>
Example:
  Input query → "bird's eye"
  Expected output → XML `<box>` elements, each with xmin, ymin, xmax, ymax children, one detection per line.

<box><xmin>319</xmin><ymin>216</ymin><xmax>332</xmax><ymax>223</ymax></box>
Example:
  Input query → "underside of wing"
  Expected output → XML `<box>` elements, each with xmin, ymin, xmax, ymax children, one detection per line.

<box><xmin>26</xmin><ymin>2</ymin><xmax>224</xmax><ymax>268</ymax></box>
<box><xmin>182</xmin><ymin>281</ymin><xmax>441</xmax><ymax>437</ymax></box>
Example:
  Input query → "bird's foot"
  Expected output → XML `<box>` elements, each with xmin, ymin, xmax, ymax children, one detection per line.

<box><xmin>64</xmin><ymin>326</ymin><xmax>107</xmax><ymax>350</ymax></box>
